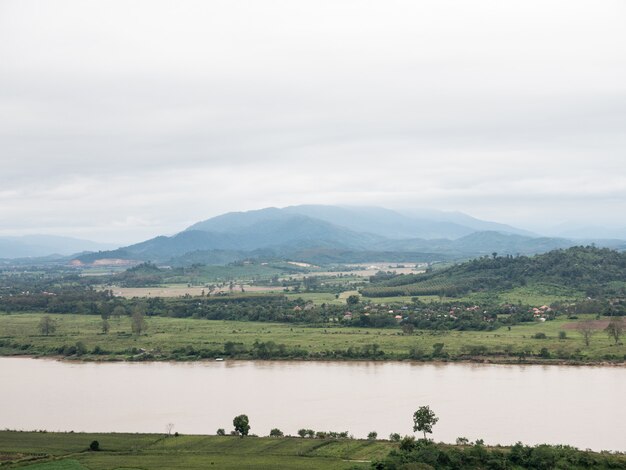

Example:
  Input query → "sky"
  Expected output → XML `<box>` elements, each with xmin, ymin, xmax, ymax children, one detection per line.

<box><xmin>1</xmin><ymin>0</ymin><xmax>625</xmax><ymax>244</ymax></box>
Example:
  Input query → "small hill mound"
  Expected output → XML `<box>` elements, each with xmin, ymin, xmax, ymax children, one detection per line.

<box><xmin>362</xmin><ymin>246</ymin><xmax>626</xmax><ymax>298</ymax></box>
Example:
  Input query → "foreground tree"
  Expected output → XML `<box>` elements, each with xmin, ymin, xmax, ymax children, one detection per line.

<box><xmin>605</xmin><ymin>317</ymin><xmax>624</xmax><ymax>345</ymax></box>
<box><xmin>233</xmin><ymin>414</ymin><xmax>250</xmax><ymax>437</ymax></box>
<box><xmin>413</xmin><ymin>405</ymin><xmax>439</xmax><ymax>440</ymax></box>
<box><xmin>38</xmin><ymin>316</ymin><xmax>57</xmax><ymax>336</ymax></box>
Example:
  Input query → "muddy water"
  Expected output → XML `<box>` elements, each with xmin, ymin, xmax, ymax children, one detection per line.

<box><xmin>1</xmin><ymin>358</ymin><xmax>624</xmax><ymax>451</ymax></box>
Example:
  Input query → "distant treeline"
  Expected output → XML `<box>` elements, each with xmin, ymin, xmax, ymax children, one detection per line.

<box><xmin>2</xmin><ymin>279</ymin><xmax>625</xmax><ymax>334</ymax></box>
<box><xmin>0</xmin><ymin>286</ymin><xmax>549</xmax><ymax>332</ymax></box>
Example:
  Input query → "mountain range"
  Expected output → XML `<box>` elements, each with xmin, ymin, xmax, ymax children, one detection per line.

<box><xmin>67</xmin><ymin>205</ymin><xmax>626</xmax><ymax>266</ymax></box>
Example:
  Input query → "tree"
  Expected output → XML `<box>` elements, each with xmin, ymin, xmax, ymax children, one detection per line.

<box><xmin>577</xmin><ymin>321</ymin><xmax>596</xmax><ymax>346</ymax></box>
<box><xmin>38</xmin><ymin>316</ymin><xmax>57</xmax><ymax>336</ymax></box>
<box><xmin>112</xmin><ymin>305</ymin><xmax>126</xmax><ymax>320</ymax></box>
<box><xmin>101</xmin><ymin>319</ymin><xmax>110</xmax><ymax>334</ymax></box>
<box><xmin>389</xmin><ymin>432</ymin><xmax>401</xmax><ymax>442</ymax></box>
<box><xmin>346</xmin><ymin>294</ymin><xmax>360</xmax><ymax>306</ymax></box>
<box><xmin>89</xmin><ymin>440</ymin><xmax>100</xmax><ymax>451</ymax></box>
<box><xmin>216</xmin><ymin>428</ymin><xmax>226</xmax><ymax>436</ymax></box>
<box><xmin>605</xmin><ymin>317</ymin><xmax>624</xmax><ymax>345</ymax></box>
<box><xmin>413</xmin><ymin>405</ymin><xmax>439</xmax><ymax>439</ymax></box>
<box><xmin>166</xmin><ymin>423</ymin><xmax>174</xmax><ymax>436</ymax></box>
<box><xmin>100</xmin><ymin>309</ymin><xmax>110</xmax><ymax>321</ymax></box>
<box><xmin>297</xmin><ymin>428</ymin><xmax>307</xmax><ymax>438</ymax></box>
<box><xmin>269</xmin><ymin>428</ymin><xmax>283</xmax><ymax>437</ymax></box>
<box><xmin>367</xmin><ymin>431</ymin><xmax>378</xmax><ymax>440</ymax></box>
<box><xmin>233</xmin><ymin>414</ymin><xmax>250</xmax><ymax>437</ymax></box>
<box><xmin>131</xmin><ymin>309</ymin><xmax>147</xmax><ymax>336</ymax></box>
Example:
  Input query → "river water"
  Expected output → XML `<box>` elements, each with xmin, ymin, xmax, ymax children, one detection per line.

<box><xmin>1</xmin><ymin>358</ymin><xmax>624</xmax><ymax>451</ymax></box>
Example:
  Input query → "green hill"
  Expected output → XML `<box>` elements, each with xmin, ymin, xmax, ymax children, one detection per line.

<box><xmin>361</xmin><ymin>246</ymin><xmax>626</xmax><ymax>298</ymax></box>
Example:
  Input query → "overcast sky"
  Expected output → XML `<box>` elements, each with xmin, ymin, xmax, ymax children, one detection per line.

<box><xmin>1</xmin><ymin>0</ymin><xmax>625</xmax><ymax>243</ymax></box>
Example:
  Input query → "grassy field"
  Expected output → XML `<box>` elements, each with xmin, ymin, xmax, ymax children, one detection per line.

<box><xmin>0</xmin><ymin>313</ymin><xmax>623</xmax><ymax>363</ymax></box>
<box><xmin>0</xmin><ymin>432</ymin><xmax>392</xmax><ymax>469</ymax></box>
<box><xmin>3</xmin><ymin>431</ymin><xmax>625</xmax><ymax>470</ymax></box>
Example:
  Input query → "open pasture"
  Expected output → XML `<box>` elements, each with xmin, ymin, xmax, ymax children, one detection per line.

<box><xmin>0</xmin><ymin>313</ymin><xmax>622</xmax><ymax>362</ymax></box>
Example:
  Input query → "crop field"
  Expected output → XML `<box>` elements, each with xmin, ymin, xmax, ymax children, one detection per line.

<box><xmin>0</xmin><ymin>313</ymin><xmax>622</xmax><ymax>362</ymax></box>
<box><xmin>0</xmin><ymin>431</ymin><xmax>393</xmax><ymax>469</ymax></box>
<box><xmin>110</xmin><ymin>284</ymin><xmax>282</xmax><ymax>298</ymax></box>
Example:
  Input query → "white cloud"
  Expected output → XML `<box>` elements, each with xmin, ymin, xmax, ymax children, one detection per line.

<box><xmin>0</xmin><ymin>0</ymin><xmax>625</xmax><ymax>242</ymax></box>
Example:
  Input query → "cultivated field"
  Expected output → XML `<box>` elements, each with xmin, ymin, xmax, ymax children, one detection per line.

<box><xmin>110</xmin><ymin>284</ymin><xmax>281</xmax><ymax>298</ymax></box>
<box><xmin>0</xmin><ymin>431</ymin><xmax>393</xmax><ymax>469</ymax></box>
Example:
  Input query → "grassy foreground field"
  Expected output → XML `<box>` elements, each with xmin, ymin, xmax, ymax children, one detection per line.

<box><xmin>0</xmin><ymin>431</ymin><xmax>391</xmax><ymax>469</ymax></box>
<box><xmin>2</xmin><ymin>431</ymin><xmax>625</xmax><ymax>470</ymax></box>
<box><xmin>0</xmin><ymin>313</ymin><xmax>623</xmax><ymax>363</ymax></box>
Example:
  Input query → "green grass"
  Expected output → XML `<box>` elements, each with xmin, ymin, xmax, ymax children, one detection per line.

<box><xmin>0</xmin><ymin>432</ymin><xmax>387</xmax><ymax>469</ymax></box>
<box><xmin>285</xmin><ymin>292</ymin><xmax>345</xmax><ymax>305</ymax></box>
<box><xmin>0</xmin><ymin>432</ymin><xmax>159</xmax><ymax>455</ymax></box>
<box><xmin>0</xmin><ymin>313</ymin><xmax>623</xmax><ymax>363</ymax></box>
<box><xmin>496</xmin><ymin>283</ymin><xmax>583</xmax><ymax>305</ymax></box>
<box><xmin>164</xmin><ymin>264</ymin><xmax>291</xmax><ymax>283</ymax></box>
<box><xmin>10</xmin><ymin>460</ymin><xmax>87</xmax><ymax>470</ymax></box>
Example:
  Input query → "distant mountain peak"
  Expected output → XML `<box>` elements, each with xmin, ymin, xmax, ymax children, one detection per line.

<box><xmin>69</xmin><ymin>205</ymin><xmax>626</xmax><ymax>266</ymax></box>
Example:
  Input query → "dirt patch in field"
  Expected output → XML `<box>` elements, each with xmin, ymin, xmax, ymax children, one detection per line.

<box><xmin>563</xmin><ymin>320</ymin><xmax>610</xmax><ymax>330</ymax></box>
<box><xmin>0</xmin><ymin>453</ymin><xmax>25</xmax><ymax>462</ymax></box>
<box><xmin>111</xmin><ymin>285</ymin><xmax>281</xmax><ymax>298</ymax></box>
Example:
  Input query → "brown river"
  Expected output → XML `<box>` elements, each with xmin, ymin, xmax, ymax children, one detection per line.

<box><xmin>1</xmin><ymin>358</ymin><xmax>624</xmax><ymax>451</ymax></box>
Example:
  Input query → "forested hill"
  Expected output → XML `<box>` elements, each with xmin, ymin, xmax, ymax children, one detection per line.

<box><xmin>361</xmin><ymin>246</ymin><xmax>626</xmax><ymax>298</ymax></box>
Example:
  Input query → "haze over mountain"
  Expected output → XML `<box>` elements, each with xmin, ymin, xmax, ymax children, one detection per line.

<box><xmin>72</xmin><ymin>205</ymin><xmax>626</xmax><ymax>266</ymax></box>
<box><xmin>0</xmin><ymin>235</ymin><xmax>117</xmax><ymax>259</ymax></box>
<box><xmin>543</xmin><ymin>223</ymin><xmax>626</xmax><ymax>241</ymax></box>
<box><xmin>186</xmin><ymin>205</ymin><xmax>533</xmax><ymax>240</ymax></box>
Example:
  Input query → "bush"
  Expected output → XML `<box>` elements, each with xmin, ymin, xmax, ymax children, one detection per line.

<box><xmin>539</xmin><ymin>347</ymin><xmax>551</xmax><ymax>358</ymax></box>
<box><xmin>533</xmin><ymin>332</ymin><xmax>547</xmax><ymax>339</ymax></box>
<box><xmin>89</xmin><ymin>440</ymin><xmax>99</xmax><ymax>451</ymax></box>
<box><xmin>216</xmin><ymin>428</ymin><xmax>225</xmax><ymax>436</ymax></box>
<box><xmin>269</xmin><ymin>428</ymin><xmax>284</xmax><ymax>437</ymax></box>
<box><xmin>75</xmin><ymin>341</ymin><xmax>87</xmax><ymax>356</ymax></box>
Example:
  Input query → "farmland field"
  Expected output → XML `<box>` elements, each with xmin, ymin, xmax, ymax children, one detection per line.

<box><xmin>0</xmin><ymin>432</ymin><xmax>392</xmax><ymax>469</ymax></box>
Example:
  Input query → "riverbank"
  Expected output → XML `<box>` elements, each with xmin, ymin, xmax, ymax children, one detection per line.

<box><xmin>1</xmin><ymin>431</ymin><xmax>624</xmax><ymax>470</ymax></box>
<box><xmin>0</xmin><ymin>313</ymin><xmax>623</xmax><ymax>365</ymax></box>
<box><xmin>2</xmin><ymin>352</ymin><xmax>625</xmax><ymax>367</ymax></box>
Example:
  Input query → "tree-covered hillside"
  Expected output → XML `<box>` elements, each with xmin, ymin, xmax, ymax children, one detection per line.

<box><xmin>362</xmin><ymin>246</ymin><xmax>626</xmax><ymax>298</ymax></box>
